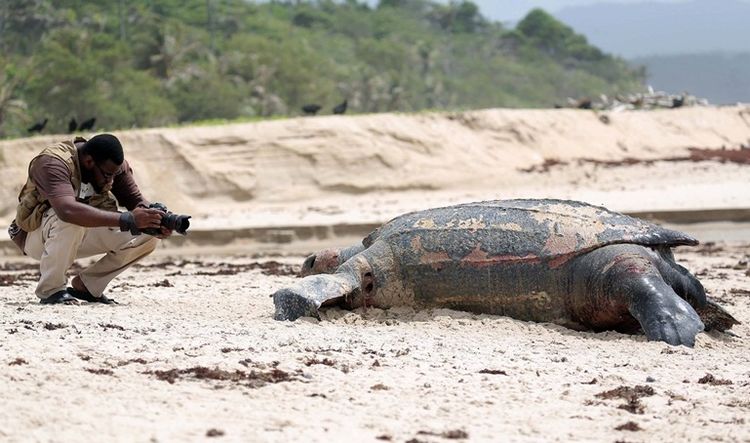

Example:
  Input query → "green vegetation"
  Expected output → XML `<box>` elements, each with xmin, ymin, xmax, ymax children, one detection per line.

<box><xmin>0</xmin><ymin>0</ymin><xmax>645</xmax><ymax>138</ymax></box>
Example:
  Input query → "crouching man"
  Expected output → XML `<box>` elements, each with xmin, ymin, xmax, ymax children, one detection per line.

<box><xmin>8</xmin><ymin>134</ymin><xmax>171</xmax><ymax>304</ymax></box>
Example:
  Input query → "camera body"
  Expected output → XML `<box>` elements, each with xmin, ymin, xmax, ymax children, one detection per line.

<box><xmin>141</xmin><ymin>202</ymin><xmax>191</xmax><ymax>236</ymax></box>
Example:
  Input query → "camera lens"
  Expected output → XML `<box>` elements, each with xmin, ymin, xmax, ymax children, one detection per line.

<box><xmin>162</xmin><ymin>213</ymin><xmax>191</xmax><ymax>235</ymax></box>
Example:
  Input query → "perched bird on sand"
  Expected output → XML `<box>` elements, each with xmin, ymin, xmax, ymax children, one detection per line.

<box><xmin>68</xmin><ymin>118</ymin><xmax>78</xmax><ymax>133</ymax></box>
<box><xmin>302</xmin><ymin>104</ymin><xmax>322</xmax><ymax>115</ymax></box>
<box><xmin>332</xmin><ymin>100</ymin><xmax>348</xmax><ymax>115</ymax></box>
<box><xmin>27</xmin><ymin>118</ymin><xmax>48</xmax><ymax>133</ymax></box>
<box><xmin>78</xmin><ymin>117</ymin><xmax>96</xmax><ymax>131</ymax></box>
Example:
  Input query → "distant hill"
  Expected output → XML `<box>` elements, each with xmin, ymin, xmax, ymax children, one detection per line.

<box><xmin>555</xmin><ymin>0</ymin><xmax>749</xmax><ymax>58</ymax></box>
<box><xmin>632</xmin><ymin>52</ymin><xmax>750</xmax><ymax>105</ymax></box>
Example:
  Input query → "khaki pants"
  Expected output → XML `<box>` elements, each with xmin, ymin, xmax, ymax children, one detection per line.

<box><xmin>24</xmin><ymin>208</ymin><xmax>159</xmax><ymax>300</ymax></box>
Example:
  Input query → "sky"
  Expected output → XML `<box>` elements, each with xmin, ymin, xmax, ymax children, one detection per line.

<box><xmin>363</xmin><ymin>0</ymin><xmax>746</xmax><ymax>22</ymax></box>
<box><xmin>459</xmin><ymin>0</ymin><xmax>688</xmax><ymax>21</ymax></box>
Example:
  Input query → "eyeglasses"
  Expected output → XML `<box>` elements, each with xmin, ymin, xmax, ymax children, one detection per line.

<box><xmin>93</xmin><ymin>162</ymin><xmax>118</xmax><ymax>180</ymax></box>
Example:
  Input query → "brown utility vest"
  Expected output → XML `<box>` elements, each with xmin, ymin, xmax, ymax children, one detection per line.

<box><xmin>9</xmin><ymin>138</ymin><xmax>118</xmax><ymax>251</ymax></box>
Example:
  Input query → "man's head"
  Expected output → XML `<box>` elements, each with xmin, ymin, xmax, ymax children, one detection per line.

<box><xmin>79</xmin><ymin>134</ymin><xmax>124</xmax><ymax>192</ymax></box>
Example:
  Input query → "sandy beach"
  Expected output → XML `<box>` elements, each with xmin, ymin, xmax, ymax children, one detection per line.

<box><xmin>1</xmin><ymin>106</ymin><xmax>749</xmax><ymax>442</ymax></box>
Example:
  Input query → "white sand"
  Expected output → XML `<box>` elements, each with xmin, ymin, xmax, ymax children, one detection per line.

<box><xmin>0</xmin><ymin>246</ymin><xmax>748</xmax><ymax>442</ymax></box>
<box><xmin>0</xmin><ymin>106</ymin><xmax>749</xmax><ymax>442</ymax></box>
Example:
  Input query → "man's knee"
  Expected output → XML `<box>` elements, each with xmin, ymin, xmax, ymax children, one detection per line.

<box><xmin>136</xmin><ymin>235</ymin><xmax>160</xmax><ymax>255</ymax></box>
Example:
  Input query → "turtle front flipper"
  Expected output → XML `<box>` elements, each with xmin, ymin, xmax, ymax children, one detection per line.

<box><xmin>276</xmin><ymin>240</ymin><xmax>394</xmax><ymax>321</ymax></box>
<box><xmin>273</xmin><ymin>274</ymin><xmax>360</xmax><ymax>321</ymax></box>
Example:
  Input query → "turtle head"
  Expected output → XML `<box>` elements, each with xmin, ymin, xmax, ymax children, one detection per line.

<box><xmin>300</xmin><ymin>244</ymin><xmax>367</xmax><ymax>276</ymax></box>
<box><xmin>300</xmin><ymin>249</ymin><xmax>341</xmax><ymax>276</ymax></box>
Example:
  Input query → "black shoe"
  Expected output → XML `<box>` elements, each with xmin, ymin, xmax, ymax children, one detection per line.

<box><xmin>40</xmin><ymin>290</ymin><xmax>79</xmax><ymax>305</ymax></box>
<box><xmin>67</xmin><ymin>287</ymin><xmax>118</xmax><ymax>304</ymax></box>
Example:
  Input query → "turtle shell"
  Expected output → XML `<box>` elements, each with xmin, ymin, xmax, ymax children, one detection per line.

<box><xmin>363</xmin><ymin>199</ymin><xmax>697</xmax><ymax>266</ymax></box>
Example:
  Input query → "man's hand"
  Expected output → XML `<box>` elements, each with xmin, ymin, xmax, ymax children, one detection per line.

<box><xmin>132</xmin><ymin>206</ymin><xmax>164</xmax><ymax>231</ymax></box>
<box><xmin>156</xmin><ymin>226</ymin><xmax>173</xmax><ymax>239</ymax></box>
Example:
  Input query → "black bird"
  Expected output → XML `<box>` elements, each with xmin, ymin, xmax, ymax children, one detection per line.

<box><xmin>27</xmin><ymin>118</ymin><xmax>48</xmax><ymax>133</ymax></box>
<box><xmin>576</xmin><ymin>98</ymin><xmax>592</xmax><ymax>110</ymax></box>
<box><xmin>302</xmin><ymin>104</ymin><xmax>322</xmax><ymax>116</ymax></box>
<box><xmin>78</xmin><ymin>117</ymin><xmax>96</xmax><ymax>131</ymax></box>
<box><xmin>332</xmin><ymin>100</ymin><xmax>348</xmax><ymax>115</ymax></box>
<box><xmin>68</xmin><ymin>118</ymin><xmax>78</xmax><ymax>133</ymax></box>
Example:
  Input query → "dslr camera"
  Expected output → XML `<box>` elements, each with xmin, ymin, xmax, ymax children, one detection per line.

<box><xmin>141</xmin><ymin>202</ymin><xmax>191</xmax><ymax>236</ymax></box>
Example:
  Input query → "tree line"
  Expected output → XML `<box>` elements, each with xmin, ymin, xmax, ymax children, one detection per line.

<box><xmin>0</xmin><ymin>0</ymin><xmax>645</xmax><ymax>138</ymax></box>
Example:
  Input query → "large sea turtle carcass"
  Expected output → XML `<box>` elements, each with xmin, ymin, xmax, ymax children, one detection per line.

<box><xmin>272</xmin><ymin>199</ymin><xmax>738</xmax><ymax>346</ymax></box>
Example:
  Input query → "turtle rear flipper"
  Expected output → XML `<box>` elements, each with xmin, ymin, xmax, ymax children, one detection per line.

<box><xmin>653</xmin><ymin>248</ymin><xmax>740</xmax><ymax>332</ymax></box>
<box><xmin>654</xmin><ymin>253</ymin><xmax>708</xmax><ymax>307</ymax></box>
<box><xmin>627</xmin><ymin>276</ymin><xmax>705</xmax><ymax>347</ymax></box>
<box><xmin>573</xmin><ymin>244</ymin><xmax>704</xmax><ymax>347</ymax></box>
<box><xmin>653</xmin><ymin>246</ymin><xmax>707</xmax><ymax>307</ymax></box>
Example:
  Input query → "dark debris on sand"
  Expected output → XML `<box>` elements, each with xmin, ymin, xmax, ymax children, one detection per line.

<box><xmin>0</xmin><ymin>263</ymin><xmax>39</xmax><ymax>271</ymax></box>
<box><xmin>117</xmin><ymin>358</ymin><xmax>148</xmax><ymax>366</ymax></box>
<box><xmin>206</xmin><ymin>428</ymin><xmax>225</xmax><ymax>437</ymax></box>
<box><xmin>417</xmin><ymin>429</ymin><xmax>469</xmax><ymax>439</ymax></box>
<box><xmin>479</xmin><ymin>369</ymin><xmax>508</xmax><ymax>375</ymax></box>
<box><xmin>596</xmin><ymin>385</ymin><xmax>655</xmax><ymax>400</ymax></box>
<box><xmin>99</xmin><ymin>323</ymin><xmax>126</xmax><ymax>331</ymax></box>
<box><xmin>595</xmin><ymin>385</ymin><xmax>655</xmax><ymax>415</ymax></box>
<box><xmin>144</xmin><ymin>365</ymin><xmax>301</xmax><ymax>388</ymax></box>
<box><xmin>43</xmin><ymin>322</ymin><xmax>67</xmax><ymax>331</ymax></box>
<box><xmin>697</xmin><ymin>373</ymin><xmax>733</xmax><ymax>386</ymax></box>
<box><xmin>0</xmin><ymin>272</ymin><xmax>39</xmax><ymax>286</ymax></box>
<box><xmin>150</xmin><ymin>279</ymin><xmax>173</xmax><ymax>287</ymax></box>
<box><xmin>86</xmin><ymin>368</ymin><xmax>115</xmax><ymax>376</ymax></box>
<box><xmin>220</xmin><ymin>347</ymin><xmax>244</xmax><ymax>353</ymax></box>
<box><xmin>137</xmin><ymin>259</ymin><xmax>297</xmax><ymax>277</ymax></box>
<box><xmin>303</xmin><ymin>356</ymin><xmax>336</xmax><ymax>367</ymax></box>
<box><xmin>194</xmin><ymin>261</ymin><xmax>297</xmax><ymax>277</ymax></box>
<box><xmin>615</xmin><ymin>421</ymin><xmax>642</xmax><ymax>432</ymax></box>
<box><xmin>520</xmin><ymin>146</ymin><xmax>750</xmax><ymax>173</ymax></box>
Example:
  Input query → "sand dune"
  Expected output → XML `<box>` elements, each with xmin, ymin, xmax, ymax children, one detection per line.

<box><xmin>1</xmin><ymin>106</ymin><xmax>749</xmax><ymax>231</ymax></box>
